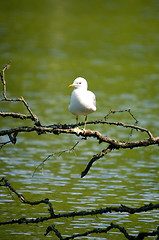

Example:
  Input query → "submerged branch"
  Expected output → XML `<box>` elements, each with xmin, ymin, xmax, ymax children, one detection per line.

<box><xmin>0</xmin><ymin>177</ymin><xmax>54</xmax><ymax>217</ymax></box>
<box><xmin>0</xmin><ymin>178</ymin><xmax>159</xmax><ymax>240</ymax></box>
<box><xmin>1</xmin><ymin>202</ymin><xmax>159</xmax><ymax>225</ymax></box>
<box><xmin>45</xmin><ymin>223</ymin><xmax>159</xmax><ymax>240</ymax></box>
<box><xmin>0</xmin><ymin>177</ymin><xmax>159</xmax><ymax>225</ymax></box>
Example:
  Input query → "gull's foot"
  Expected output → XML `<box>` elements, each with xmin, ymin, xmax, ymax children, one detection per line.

<box><xmin>74</xmin><ymin>127</ymin><xmax>83</xmax><ymax>135</ymax></box>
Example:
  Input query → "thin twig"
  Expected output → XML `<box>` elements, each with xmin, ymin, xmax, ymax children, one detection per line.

<box><xmin>104</xmin><ymin>109</ymin><xmax>138</xmax><ymax>123</ymax></box>
<box><xmin>1</xmin><ymin>62</ymin><xmax>11</xmax><ymax>99</ymax></box>
<box><xmin>32</xmin><ymin>140</ymin><xmax>81</xmax><ymax>177</ymax></box>
<box><xmin>104</xmin><ymin>109</ymin><xmax>139</xmax><ymax>141</ymax></box>
<box><xmin>0</xmin><ymin>140</ymin><xmax>11</xmax><ymax>149</ymax></box>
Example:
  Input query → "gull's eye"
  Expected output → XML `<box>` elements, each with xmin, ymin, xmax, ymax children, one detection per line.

<box><xmin>79</xmin><ymin>82</ymin><xmax>81</xmax><ymax>84</ymax></box>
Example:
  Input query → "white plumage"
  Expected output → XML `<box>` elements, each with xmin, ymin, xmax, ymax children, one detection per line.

<box><xmin>68</xmin><ymin>77</ymin><xmax>96</xmax><ymax>128</ymax></box>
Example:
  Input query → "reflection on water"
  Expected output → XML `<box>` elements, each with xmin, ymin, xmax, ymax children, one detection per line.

<box><xmin>0</xmin><ymin>0</ymin><xmax>159</xmax><ymax>239</ymax></box>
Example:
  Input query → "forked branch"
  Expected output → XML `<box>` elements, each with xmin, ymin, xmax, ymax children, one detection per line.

<box><xmin>0</xmin><ymin>62</ymin><xmax>41</xmax><ymax>126</ymax></box>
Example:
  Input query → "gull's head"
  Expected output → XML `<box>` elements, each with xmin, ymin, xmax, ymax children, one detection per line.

<box><xmin>68</xmin><ymin>77</ymin><xmax>88</xmax><ymax>90</ymax></box>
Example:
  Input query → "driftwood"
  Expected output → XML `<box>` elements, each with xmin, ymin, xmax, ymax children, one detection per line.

<box><xmin>0</xmin><ymin>63</ymin><xmax>159</xmax><ymax>239</ymax></box>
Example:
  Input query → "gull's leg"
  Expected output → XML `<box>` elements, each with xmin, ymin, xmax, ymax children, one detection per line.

<box><xmin>84</xmin><ymin>115</ymin><xmax>87</xmax><ymax>129</ymax></box>
<box><xmin>76</xmin><ymin>115</ymin><xmax>78</xmax><ymax>125</ymax></box>
<box><xmin>73</xmin><ymin>116</ymin><xmax>82</xmax><ymax>134</ymax></box>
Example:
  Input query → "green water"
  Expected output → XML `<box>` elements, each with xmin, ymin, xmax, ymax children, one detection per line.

<box><xmin>0</xmin><ymin>1</ymin><xmax>159</xmax><ymax>239</ymax></box>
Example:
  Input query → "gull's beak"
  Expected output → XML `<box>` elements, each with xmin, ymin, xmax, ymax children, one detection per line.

<box><xmin>68</xmin><ymin>84</ymin><xmax>74</xmax><ymax>88</ymax></box>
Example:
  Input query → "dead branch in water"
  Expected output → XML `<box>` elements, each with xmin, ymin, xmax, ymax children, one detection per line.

<box><xmin>0</xmin><ymin>177</ymin><xmax>159</xmax><ymax>240</ymax></box>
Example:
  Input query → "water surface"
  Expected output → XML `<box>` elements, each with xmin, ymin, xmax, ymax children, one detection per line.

<box><xmin>0</xmin><ymin>1</ymin><xmax>159</xmax><ymax>239</ymax></box>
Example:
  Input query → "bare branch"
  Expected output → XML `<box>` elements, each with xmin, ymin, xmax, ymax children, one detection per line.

<box><xmin>0</xmin><ymin>140</ymin><xmax>11</xmax><ymax>149</ymax></box>
<box><xmin>87</xmin><ymin>119</ymin><xmax>154</xmax><ymax>139</ymax></box>
<box><xmin>0</xmin><ymin>124</ymin><xmax>158</xmax><ymax>161</ymax></box>
<box><xmin>81</xmin><ymin>144</ymin><xmax>113</xmax><ymax>177</ymax></box>
<box><xmin>0</xmin><ymin>121</ymin><xmax>155</xmax><ymax>140</ymax></box>
<box><xmin>104</xmin><ymin>109</ymin><xmax>138</xmax><ymax>123</ymax></box>
<box><xmin>1</xmin><ymin>62</ymin><xmax>11</xmax><ymax>99</ymax></box>
<box><xmin>0</xmin><ymin>111</ymin><xmax>32</xmax><ymax>120</ymax></box>
<box><xmin>51</xmin><ymin>127</ymin><xmax>158</xmax><ymax>148</ymax></box>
